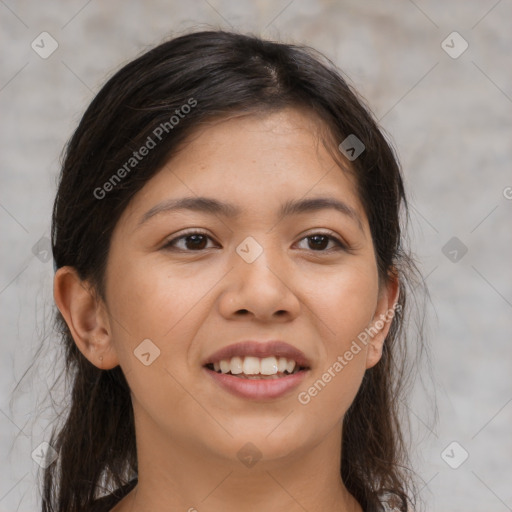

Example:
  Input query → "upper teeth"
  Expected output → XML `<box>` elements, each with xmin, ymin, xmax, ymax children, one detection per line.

<box><xmin>213</xmin><ymin>356</ymin><xmax>297</xmax><ymax>375</ymax></box>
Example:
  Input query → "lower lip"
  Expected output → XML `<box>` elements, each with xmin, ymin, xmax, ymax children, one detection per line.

<box><xmin>204</xmin><ymin>367</ymin><xmax>309</xmax><ymax>400</ymax></box>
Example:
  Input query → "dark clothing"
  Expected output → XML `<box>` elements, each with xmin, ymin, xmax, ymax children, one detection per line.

<box><xmin>89</xmin><ymin>479</ymin><xmax>137</xmax><ymax>512</ymax></box>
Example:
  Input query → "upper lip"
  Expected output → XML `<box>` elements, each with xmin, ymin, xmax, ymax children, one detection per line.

<box><xmin>202</xmin><ymin>340</ymin><xmax>311</xmax><ymax>368</ymax></box>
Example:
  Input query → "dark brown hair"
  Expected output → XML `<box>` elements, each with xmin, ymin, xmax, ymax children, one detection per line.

<box><xmin>44</xmin><ymin>28</ymin><xmax>428</xmax><ymax>512</ymax></box>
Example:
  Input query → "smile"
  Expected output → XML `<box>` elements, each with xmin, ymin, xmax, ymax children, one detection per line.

<box><xmin>206</xmin><ymin>355</ymin><xmax>304</xmax><ymax>379</ymax></box>
<box><xmin>202</xmin><ymin>340</ymin><xmax>311</xmax><ymax>399</ymax></box>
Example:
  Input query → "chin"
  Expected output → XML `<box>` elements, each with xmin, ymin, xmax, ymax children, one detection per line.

<box><xmin>206</xmin><ymin>422</ymin><xmax>313</xmax><ymax>466</ymax></box>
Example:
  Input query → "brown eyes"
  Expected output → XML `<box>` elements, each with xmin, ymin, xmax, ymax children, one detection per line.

<box><xmin>165</xmin><ymin>231</ymin><xmax>212</xmax><ymax>251</ymax></box>
<box><xmin>162</xmin><ymin>229</ymin><xmax>347</xmax><ymax>253</ymax></box>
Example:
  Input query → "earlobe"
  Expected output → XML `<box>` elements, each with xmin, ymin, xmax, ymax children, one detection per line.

<box><xmin>365</xmin><ymin>271</ymin><xmax>400</xmax><ymax>369</ymax></box>
<box><xmin>53</xmin><ymin>266</ymin><xmax>119</xmax><ymax>370</ymax></box>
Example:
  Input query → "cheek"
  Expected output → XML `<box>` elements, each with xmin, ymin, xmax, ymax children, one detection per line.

<box><xmin>296</xmin><ymin>263</ymin><xmax>378</xmax><ymax>412</ymax></box>
<box><xmin>104</xmin><ymin>261</ymin><xmax>199</xmax><ymax>431</ymax></box>
<box><xmin>308</xmin><ymin>260</ymin><xmax>379</xmax><ymax>348</ymax></box>
<box><xmin>105</xmin><ymin>257</ymin><xmax>218</xmax><ymax>387</ymax></box>
<box><xmin>106</xmin><ymin>257</ymin><xmax>201</xmax><ymax>340</ymax></box>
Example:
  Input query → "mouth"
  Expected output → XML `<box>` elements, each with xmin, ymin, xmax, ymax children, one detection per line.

<box><xmin>205</xmin><ymin>355</ymin><xmax>308</xmax><ymax>379</ymax></box>
<box><xmin>202</xmin><ymin>340</ymin><xmax>311</xmax><ymax>400</ymax></box>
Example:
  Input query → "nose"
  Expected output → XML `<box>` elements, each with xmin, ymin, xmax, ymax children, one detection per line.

<box><xmin>217</xmin><ymin>246</ymin><xmax>301</xmax><ymax>323</ymax></box>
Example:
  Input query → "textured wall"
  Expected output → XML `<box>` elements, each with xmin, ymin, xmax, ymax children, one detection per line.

<box><xmin>1</xmin><ymin>1</ymin><xmax>511</xmax><ymax>511</ymax></box>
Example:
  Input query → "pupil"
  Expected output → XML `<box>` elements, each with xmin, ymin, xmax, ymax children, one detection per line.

<box><xmin>309</xmin><ymin>235</ymin><xmax>328</xmax><ymax>250</ymax></box>
<box><xmin>186</xmin><ymin>235</ymin><xmax>207</xmax><ymax>250</ymax></box>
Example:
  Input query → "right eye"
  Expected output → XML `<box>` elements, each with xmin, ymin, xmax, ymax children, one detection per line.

<box><xmin>161</xmin><ymin>230</ymin><xmax>218</xmax><ymax>252</ymax></box>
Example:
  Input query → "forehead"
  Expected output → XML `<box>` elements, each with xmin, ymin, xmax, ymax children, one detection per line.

<box><xmin>119</xmin><ymin>108</ymin><xmax>365</xmax><ymax>229</ymax></box>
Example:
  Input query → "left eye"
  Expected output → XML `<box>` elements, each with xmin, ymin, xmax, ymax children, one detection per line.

<box><xmin>296</xmin><ymin>233</ymin><xmax>345</xmax><ymax>251</ymax></box>
<box><xmin>162</xmin><ymin>231</ymin><xmax>346</xmax><ymax>252</ymax></box>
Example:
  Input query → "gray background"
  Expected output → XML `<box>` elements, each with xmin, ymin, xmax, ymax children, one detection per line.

<box><xmin>1</xmin><ymin>1</ymin><xmax>511</xmax><ymax>511</ymax></box>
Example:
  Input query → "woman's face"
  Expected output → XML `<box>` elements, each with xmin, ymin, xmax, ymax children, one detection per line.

<box><xmin>96</xmin><ymin>108</ymin><xmax>397</xmax><ymax>464</ymax></box>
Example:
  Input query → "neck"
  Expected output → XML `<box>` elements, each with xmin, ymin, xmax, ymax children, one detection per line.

<box><xmin>112</xmin><ymin>405</ymin><xmax>362</xmax><ymax>512</ymax></box>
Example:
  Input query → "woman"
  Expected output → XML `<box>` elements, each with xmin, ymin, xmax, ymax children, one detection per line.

<box><xmin>46</xmin><ymin>29</ymin><xmax>425</xmax><ymax>512</ymax></box>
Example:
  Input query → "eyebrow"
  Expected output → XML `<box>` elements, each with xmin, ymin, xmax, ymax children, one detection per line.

<box><xmin>138</xmin><ymin>195</ymin><xmax>364</xmax><ymax>231</ymax></box>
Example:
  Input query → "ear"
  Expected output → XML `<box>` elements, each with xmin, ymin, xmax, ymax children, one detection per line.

<box><xmin>53</xmin><ymin>266</ymin><xmax>119</xmax><ymax>370</ymax></box>
<box><xmin>365</xmin><ymin>270</ymin><xmax>400</xmax><ymax>369</ymax></box>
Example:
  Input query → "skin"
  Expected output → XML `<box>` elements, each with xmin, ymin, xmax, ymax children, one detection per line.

<box><xmin>54</xmin><ymin>108</ymin><xmax>399</xmax><ymax>512</ymax></box>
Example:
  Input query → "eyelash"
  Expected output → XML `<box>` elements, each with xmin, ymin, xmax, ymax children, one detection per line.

<box><xmin>162</xmin><ymin>229</ymin><xmax>348</xmax><ymax>253</ymax></box>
